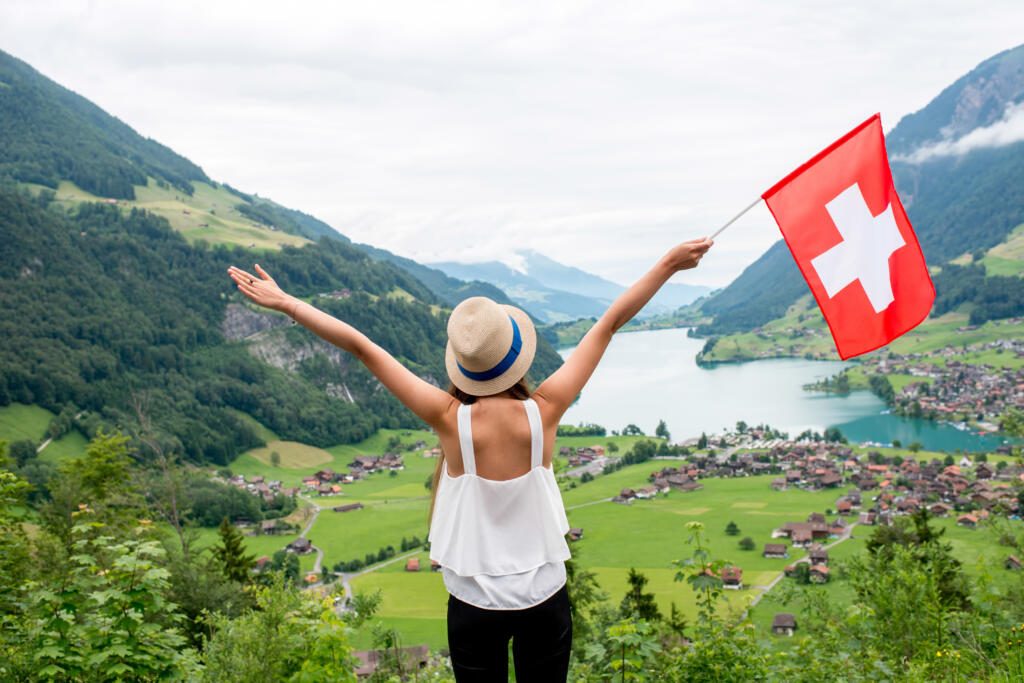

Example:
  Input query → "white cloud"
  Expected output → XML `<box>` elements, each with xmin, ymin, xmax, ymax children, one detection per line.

<box><xmin>894</xmin><ymin>102</ymin><xmax>1024</xmax><ymax>164</ymax></box>
<box><xmin>1</xmin><ymin>1</ymin><xmax>1023</xmax><ymax>288</ymax></box>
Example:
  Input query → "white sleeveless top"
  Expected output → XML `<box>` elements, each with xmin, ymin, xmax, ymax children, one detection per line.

<box><xmin>428</xmin><ymin>398</ymin><xmax>571</xmax><ymax>610</ymax></box>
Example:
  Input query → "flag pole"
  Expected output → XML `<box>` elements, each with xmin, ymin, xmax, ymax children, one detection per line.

<box><xmin>710</xmin><ymin>197</ymin><xmax>762</xmax><ymax>239</ymax></box>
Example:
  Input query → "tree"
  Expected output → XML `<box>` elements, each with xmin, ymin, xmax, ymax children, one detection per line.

<box><xmin>738</xmin><ymin>536</ymin><xmax>755</xmax><ymax>551</ymax></box>
<box><xmin>213</xmin><ymin>517</ymin><xmax>256</xmax><ymax>584</ymax></box>
<box><xmin>725</xmin><ymin>521</ymin><xmax>740</xmax><ymax>536</ymax></box>
<box><xmin>697</xmin><ymin>432</ymin><xmax>708</xmax><ymax>449</ymax></box>
<box><xmin>735</xmin><ymin>421</ymin><xmax>748</xmax><ymax>434</ymax></box>
<box><xmin>655</xmin><ymin>420</ymin><xmax>671</xmax><ymax>441</ymax></box>
<box><xmin>270</xmin><ymin>451</ymin><xmax>281</xmax><ymax>467</ymax></box>
<box><xmin>10</xmin><ymin>512</ymin><xmax>199</xmax><ymax>681</ymax></box>
<box><xmin>908</xmin><ymin>441</ymin><xmax>923</xmax><ymax>453</ymax></box>
<box><xmin>619</xmin><ymin>567</ymin><xmax>661</xmax><ymax>621</ymax></box>
<box><xmin>622</xmin><ymin>424</ymin><xmax>645</xmax><ymax>436</ymax></box>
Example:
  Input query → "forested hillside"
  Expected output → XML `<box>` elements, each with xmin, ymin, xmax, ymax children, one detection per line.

<box><xmin>0</xmin><ymin>50</ymin><xmax>208</xmax><ymax>198</ymax></box>
<box><xmin>0</xmin><ymin>185</ymin><xmax>563</xmax><ymax>464</ymax></box>
<box><xmin>696</xmin><ymin>43</ymin><xmax>1024</xmax><ymax>337</ymax></box>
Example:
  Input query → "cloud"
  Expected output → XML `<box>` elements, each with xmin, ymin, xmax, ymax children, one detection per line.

<box><xmin>895</xmin><ymin>101</ymin><xmax>1024</xmax><ymax>164</ymax></box>
<box><xmin>2</xmin><ymin>2</ymin><xmax>1024</xmax><ymax>288</ymax></box>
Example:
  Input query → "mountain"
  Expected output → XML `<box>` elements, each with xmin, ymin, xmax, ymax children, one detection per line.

<box><xmin>430</xmin><ymin>250</ymin><xmax>709</xmax><ymax>323</ymax></box>
<box><xmin>0</xmin><ymin>49</ymin><xmax>564</xmax><ymax>464</ymax></box>
<box><xmin>696</xmin><ymin>43</ymin><xmax>1024</xmax><ymax>337</ymax></box>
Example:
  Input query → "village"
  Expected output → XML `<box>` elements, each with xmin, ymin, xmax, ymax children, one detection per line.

<box><xmin>829</xmin><ymin>338</ymin><xmax>1024</xmax><ymax>430</ymax></box>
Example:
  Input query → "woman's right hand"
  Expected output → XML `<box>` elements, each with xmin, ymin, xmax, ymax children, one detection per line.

<box><xmin>227</xmin><ymin>264</ymin><xmax>297</xmax><ymax>313</ymax></box>
<box><xmin>664</xmin><ymin>236</ymin><xmax>713</xmax><ymax>271</ymax></box>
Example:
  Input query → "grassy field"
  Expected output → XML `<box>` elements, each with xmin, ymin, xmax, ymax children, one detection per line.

<box><xmin>951</xmin><ymin>223</ymin><xmax>1024</xmax><ymax>277</ymax></box>
<box><xmin>747</xmin><ymin>515</ymin><xmax>1023</xmax><ymax>647</ymax></box>
<box><xmin>24</xmin><ymin>178</ymin><xmax>311</xmax><ymax>252</ymax></box>
<box><xmin>0</xmin><ymin>402</ymin><xmax>89</xmax><ymax>463</ymax></box>
<box><xmin>337</xmin><ymin>466</ymin><xmax>856</xmax><ymax>651</ymax></box>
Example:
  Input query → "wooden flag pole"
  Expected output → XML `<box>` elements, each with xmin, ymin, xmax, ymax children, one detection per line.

<box><xmin>710</xmin><ymin>197</ymin><xmax>762</xmax><ymax>240</ymax></box>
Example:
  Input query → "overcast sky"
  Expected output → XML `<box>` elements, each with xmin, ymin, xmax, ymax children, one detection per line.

<box><xmin>2</xmin><ymin>1</ymin><xmax>1023</xmax><ymax>288</ymax></box>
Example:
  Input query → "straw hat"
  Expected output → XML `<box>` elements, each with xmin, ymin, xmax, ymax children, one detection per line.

<box><xmin>445</xmin><ymin>296</ymin><xmax>537</xmax><ymax>396</ymax></box>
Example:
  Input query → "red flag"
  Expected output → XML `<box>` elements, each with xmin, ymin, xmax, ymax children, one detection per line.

<box><xmin>762</xmin><ymin>114</ymin><xmax>935</xmax><ymax>360</ymax></box>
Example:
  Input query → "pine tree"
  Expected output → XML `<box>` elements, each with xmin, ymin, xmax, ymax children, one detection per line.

<box><xmin>213</xmin><ymin>517</ymin><xmax>256</xmax><ymax>584</ymax></box>
<box><xmin>655</xmin><ymin>420</ymin><xmax>671</xmax><ymax>441</ymax></box>
<box><xmin>619</xmin><ymin>567</ymin><xmax>661</xmax><ymax>621</ymax></box>
<box><xmin>725</xmin><ymin>521</ymin><xmax>740</xmax><ymax>536</ymax></box>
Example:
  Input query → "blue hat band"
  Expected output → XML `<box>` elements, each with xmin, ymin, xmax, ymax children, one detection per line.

<box><xmin>456</xmin><ymin>316</ymin><xmax>522</xmax><ymax>382</ymax></box>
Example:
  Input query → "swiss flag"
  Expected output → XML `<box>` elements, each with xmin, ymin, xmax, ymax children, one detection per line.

<box><xmin>762</xmin><ymin>114</ymin><xmax>935</xmax><ymax>360</ymax></box>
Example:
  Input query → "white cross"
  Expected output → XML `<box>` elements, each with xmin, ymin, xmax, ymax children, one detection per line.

<box><xmin>809</xmin><ymin>183</ymin><xmax>906</xmax><ymax>313</ymax></box>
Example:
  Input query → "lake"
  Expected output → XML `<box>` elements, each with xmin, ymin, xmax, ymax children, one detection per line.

<box><xmin>557</xmin><ymin>327</ymin><xmax>1007</xmax><ymax>453</ymax></box>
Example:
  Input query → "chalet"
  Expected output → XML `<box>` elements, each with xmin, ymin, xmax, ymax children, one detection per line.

<box><xmin>333</xmin><ymin>503</ymin><xmax>364</xmax><ymax>513</ymax></box>
<box><xmin>809</xmin><ymin>565</ymin><xmax>830</xmax><ymax>584</ymax></box>
<box><xmin>976</xmin><ymin>463</ymin><xmax>995</xmax><ymax>480</ymax></box>
<box><xmin>678</xmin><ymin>480</ymin><xmax>704</xmax><ymax>493</ymax></box>
<box><xmin>858</xmin><ymin>511</ymin><xmax>876</xmax><ymax>525</ymax></box>
<box><xmin>818</xmin><ymin>472</ymin><xmax>842</xmax><ymax>488</ymax></box>
<box><xmin>630</xmin><ymin>485</ymin><xmax>655</xmax><ymax>501</ymax></box>
<box><xmin>302</xmin><ymin>476</ymin><xmax>320</xmax><ymax>488</ymax></box>
<box><xmin>808</xmin><ymin>546</ymin><xmax>828</xmax><ymax>565</ymax></box>
<box><xmin>287</xmin><ymin>538</ymin><xmax>313</xmax><ymax>554</ymax></box>
<box><xmin>835</xmin><ymin>499</ymin><xmax>853</xmax><ymax>514</ymax></box>
<box><xmin>620</xmin><ymin>488</ymin><xmax>637</xmax><ymax>500</ymax></box>
<box><xmin>260</xmin><ymin>520</ymin><xmax>280</xmax><ymax>535</ymax></box>
<box><xmin>771</xmin><ymin>478</ymin><xmax>787</xmax><ymax>491</ymax></box>
<box><xmin>249</xmin><ymin>475</ymin><xmax>265</xmax><ymax>484</ymax></box>
<box><xmin>957</xmin><ymin>514</ymin><xmax>978</xmax><ymax>529</ymax></box>
<box><xmin>317</xmin><ymin>484</ymin><xmax>334</xmax><ymax>496</ymax></box>
<box><xmin>354</xmin><ymin>645</ymin><xmax>430</xmax><ymax>679</ymax></box>
<box><xmin>771</xmin><ymin>613</ymin><xmax>797</xmax><ymax>636</ymax></box>
<box><xmin>567</xmin><ymin>528</ymin><xmax>584</xmax><ymax>542</ymax></box>
<box><xmin>315</xmin><ymin>469</ymin><xmax>337</xmax><ymax>482</ymax></box>
<box><xmin>929</xmin><ymin>502</ymin><xmax>953</xmax><ymax>517</ymax></box>
<box><xmin>721</xmin><ymin>566</ymin><xmax>743</xmax><ymax>590</ymax></box>
<box><xmin>1006</xmin><ymin>555</ymin><xmax>1022</xmax><ymax>571</ymax></box>
<box><xmin>350</xmin><ymin>456</ymin><xmax>379</xmax><ymax>471</ymax></box>
<box><xmin>763</xmin><ymin>543</ymin><xmax>789</xmax><ymax>559</ymax></box>
<box><xmin>405</xmin><ymin>558</ymin><xmax>420</xmax><ymax>572</ymax></box>
<box><xmin>807</xmin><ymin>512</ymin><xmax>826</xmax><ymax>524</ymax></box>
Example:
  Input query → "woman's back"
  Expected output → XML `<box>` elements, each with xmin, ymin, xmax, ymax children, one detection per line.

<box><xmin>428</xmin><ymin>396</ymin><xmax>571</xmax><ymax>581</ymax></box>
<box><xmin>434</xmin><ymin>394</ymin><xmax>557</xmax><ymax>480</ymax></box>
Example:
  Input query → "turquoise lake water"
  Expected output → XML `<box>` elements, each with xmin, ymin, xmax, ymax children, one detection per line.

<box><xmin>557</xmin><ymin>327</ymin><xmax>1007</xmax><ymax>453</ymax></box>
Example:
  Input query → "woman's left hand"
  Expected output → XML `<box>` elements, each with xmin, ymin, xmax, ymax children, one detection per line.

<box><xmin>227</xmin><ymin>264</ymin><xmax>295</xmax><ymax>313</ymax></box>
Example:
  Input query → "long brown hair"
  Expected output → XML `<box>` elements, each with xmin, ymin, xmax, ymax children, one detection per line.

<box><xmin>426</xmin><ymin>375</ymin><xmax>534</xmax><ymax>528</ymax></box>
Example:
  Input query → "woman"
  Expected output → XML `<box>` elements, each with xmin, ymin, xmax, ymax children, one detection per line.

<box><xmin>226</xmin><ymin>235</ymin><xmax>713</xmax><ymax>681</ymax></box>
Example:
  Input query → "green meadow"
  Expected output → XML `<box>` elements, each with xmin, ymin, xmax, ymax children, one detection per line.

<box><xmin>0</xmin><ymin>402</ymin><xmax>91</xmax><ymax>464</ymax></box>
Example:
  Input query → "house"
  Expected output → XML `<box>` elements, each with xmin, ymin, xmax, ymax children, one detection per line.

<box><xmin>405</xmin><ymin>558</ymin><xmax>420</xmax><ymax>572</ymax></box>
<box><xmin>304</xmin><ymin>572</ymin><xmax>319</xmax><ymax>584</ymax></box>
<box><xmin>333</xmin><ymin>503</ymin><xmax>364</xmax><ymax>513</ymax></box>
<box><xmin>1006</xmin><ymin>555</ymin><xmax>1022</xmax><ymax>571</ymax></box>
<box><xmin>567</xmin><ymin>528</ymin><xmax>584</xmax><ymax>542</ymax></box>
<box><xmin>287</xmin><ymin>538</ymin><xmax>313</xmax><ymax>554</ymax></box>
<box><xmin>809</xmin><ymin>565</ymin><xmax>830</xmax><ymax>583</ymax></box>
<box><xmin>858</xmin><ymin>511</ymin><xmax>876</xmax><ymax>525</ymax></box>
<box><xmin>763</xmin><ymin>543</ymin><xmax>789</xmax><ymax>559</ymax></box>
<box><xmin>620</xmin><ymin>488</ymin><xmax>637</xmax><ymax>500</ymax></box>
<box><xmin>771</xmin><ymin>613</ymin><xmax>797</xmax><ymax>636</ymax></box>
<box><xmin>808</xmin><ymin>546</ymin><xmax>828</xmax><ymax>565</ymax></box>
<box><xmin>929</xmin><ymin>502</ymin><xmax>953</xmax><ymax>517</ymax></box>
<box><xmin>261</xmin><ymin>520</ymin><xmax>280</xmax><ymax>535</ymax></box>
<box><xmin>721</xmin><ymin>566</ymin><xmax>743</xmax><ymax>590</ymax></box>
<box><xmin>957</xmin><ymin>514</ymin><xmax>978</xmax><ymax>528</ymax></box>
<box><xmin>354</xmin><ymin>645</ymin><xmax>430</xmax><ymax>679</ymax></box>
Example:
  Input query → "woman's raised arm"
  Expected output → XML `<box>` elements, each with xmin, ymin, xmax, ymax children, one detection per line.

<box><xmin>227</xmin><ymin>264</ymin><xmax>453</xmax><ymax>428</ymax></box>
<box><xmin>532</xmin><ymin>237</ymin><xmax>713</xmax><ymax>424</ymax></box>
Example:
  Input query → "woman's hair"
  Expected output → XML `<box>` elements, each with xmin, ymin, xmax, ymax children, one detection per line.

<box><xmin>426</xmin><ymin>375</ymin><xmax>534</xmax><ymax>528</ymax></box>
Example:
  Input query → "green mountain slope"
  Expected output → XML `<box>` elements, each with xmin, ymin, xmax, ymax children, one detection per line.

<box><xmin>0</xmin><ymin>50</ymin><xmax>208</xmax><ymax>198</ymax></box>
<box><xmin>696</xmin><ymin>42</ymin><xmax>1024</xmax><ymax>338</ymax></box>
<box><xmin>0</xmin><ymin>51</ymin><xmax>566</xmax><ymax>465</ymax></box>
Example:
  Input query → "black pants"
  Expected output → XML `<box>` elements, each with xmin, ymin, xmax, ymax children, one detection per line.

<box><xmin>447</xmin><ymin>583</ymin><xmax>572</xmax><ymax>682</ymax></box>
